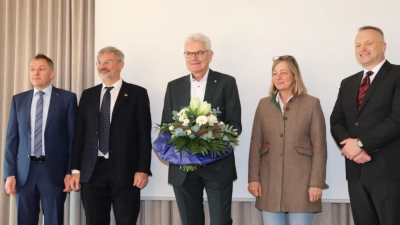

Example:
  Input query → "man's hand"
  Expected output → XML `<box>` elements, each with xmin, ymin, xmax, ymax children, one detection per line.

<box><xmin>5</xmin><ymin>177</ymin><xmax>17</xmax><ymax>196</ymax></box>
<box><xmin>308</xmin><ymin>187</ymin><xmax>322</xmax><ymax>203</ymax></box>
<box><xmin>70</xmin><ymin>173</ymin><xmax>81</xmax><ymax>191</ymax></box>
<box><xmin>63</xmin><ymin>175</ymin><xmax>72</xmax><ymax>192</ymax></box>
<box><xmin>133</xmin><ymin>172</ymin><xmax>148</xmax><ymax>189</ymax></box>
<box><xmin>352</xmin><ymin>150</ymin><xmax>371</xmax><ymax>164</ymax></box>
<box><xmin>340</xmin><ymin>138</ymin><xmax>362</xmax><ymax>160</ymax></box>
<box><xmin>248</xmin><ymin>182</ymin><xmax>262</xmax><ymax>197</ymax></box>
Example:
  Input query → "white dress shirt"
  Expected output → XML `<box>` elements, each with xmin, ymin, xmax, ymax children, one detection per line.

<box><xmin>30</xmin><ymin>85</ymin><xmax>52</xmax><ymax>156</ymax></box>
<box><xmin>190</xmin><ymin>70</ymin><xmax>209</xmax><ymax>102</ymax></box>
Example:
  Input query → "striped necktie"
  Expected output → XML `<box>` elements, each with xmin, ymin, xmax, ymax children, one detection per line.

<box><xmin>34</xmin><ymin>91</ymin><xmax>44</xmax><ymax>158</ymax></box>
<box><xmin>357</xmin><ymin>71</ymin><xmax>374</xmax><ymax>110</ymax></box>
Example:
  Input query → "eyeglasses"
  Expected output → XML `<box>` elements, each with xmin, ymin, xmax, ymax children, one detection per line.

<box><xmin>272</xmin><ymin>55</ymin><xmax>294</xmax><ymax>61</ymax></box>
<box><xmin>96</xmin><ymin>60</ymin><xmax>121</xmax><ymax>66</ymax></box>
<box><xmin>183</xmin><ymin>50</ymin><xmax>209</xmax><ymax>58</ymax></box>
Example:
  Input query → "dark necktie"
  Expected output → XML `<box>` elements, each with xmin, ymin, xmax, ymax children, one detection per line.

<box><xmin>34</xmin><ymin>91</ymin><xmax>44</xmax><ymax>158</ymax></box>
<box><xmin>99</xmin><ymin>86</ymin><xmax>114</xmax><ymax>155</ymax></box>
<box><xmin>357</xmin><ymin>71</ymin><xmax>374</xmax><ymax>110</ymax></box>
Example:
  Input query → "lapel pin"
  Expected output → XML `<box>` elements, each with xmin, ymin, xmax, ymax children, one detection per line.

<box><xmin>214</xmin><ymin>80</ymin><xmax>217</xmax><ymax>83</ymax></box>
<box><xmin>56</xmin><ymin>93</ymin><xmax>59</xmax><ymax>96</ymax></box>
<box><xmin>124</xmin><ymin>94</ymin><xmax>128</xmax><ymax>96</ymax></box>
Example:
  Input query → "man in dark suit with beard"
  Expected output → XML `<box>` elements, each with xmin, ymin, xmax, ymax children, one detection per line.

<box><xmin>70</xmin><ymin>46</ymin><xmax>152</xmax><ymax>225</ymax></box>
<box><xmin>161</xmin><ymin>33</ymin><xmax>242</xmax><ymax>225</ymax></box>
<box><xmin>331</xmin><ymin>26</ymin><xmax>400</xmax><ymax>225</ymax></box>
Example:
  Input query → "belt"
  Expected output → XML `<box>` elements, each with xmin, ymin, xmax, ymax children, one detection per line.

<box><xmin>29</xmin><ymin>155</ymin><xmax>46</xmax><ymax>162</ymax></box>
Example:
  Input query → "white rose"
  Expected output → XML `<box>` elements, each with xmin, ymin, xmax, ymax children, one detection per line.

<box><xmin>169</xmin><ymin>125</ymin><xmax>174</xmax><ymax>131</ymax></box>
<box><xmin>196</xmin><ymin>115</ymin><xmax>208</xmax><ymax>126</ymax></box>
<box><xmin>186</xmin><ymin>130</ymin><xmax>192</xmax><ymax>135</ymax></box>
<box><xmin>182</xmin><ymin>119</ymin><xmax>190</xmax><ymax>126</ymax></box>
<box><xmin>208</xmin><ymin>115</ymin><xmax>218</xmax><ymax>126</ymax></box>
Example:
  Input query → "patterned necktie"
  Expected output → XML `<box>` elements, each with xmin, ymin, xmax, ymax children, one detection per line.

<box><xmin>357</xmin><ymin>71</ymin><xmax>374</xmax><ymax>110</ymax></box>
<box><xmin>34</xmin><ymin>91</ymin><xmax>44</xmax><ymax>158</ymax></box>
<box><xmin>99</xmin><ymin>86</ymin><xmax>114</xmax><ymax>155</ymax></box>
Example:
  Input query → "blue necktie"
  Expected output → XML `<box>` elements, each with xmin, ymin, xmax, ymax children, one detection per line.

<box><xmin>34</xmin><ymin>91</ymin><xmax>44</xmax><ymax>158</ymax></box>
<box><xmin>99</xmin><ymin>87</ymin><xmax>113</xmax><ymax>155</ymax></box>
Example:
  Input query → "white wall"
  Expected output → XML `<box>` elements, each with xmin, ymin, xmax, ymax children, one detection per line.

<box><xmin>95</xmin><ymin>0</ymin><xmax>400</xmax><ymax>202</ymax></box>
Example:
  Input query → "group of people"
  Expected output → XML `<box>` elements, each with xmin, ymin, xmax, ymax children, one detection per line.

<box><xmin>3</xmin><ymin>25</ymin><xmax>400</xmax><ymax>225</ymax></box>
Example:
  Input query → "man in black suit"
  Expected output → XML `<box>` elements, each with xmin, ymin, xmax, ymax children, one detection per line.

<box><xmin>331</xmin><ymin>26</ymin><xmax>400</xmax><ymax>225</ymax></box>
<box><xmin>4</xmin><ymin>54</ymin><xmax>77</xmax><ymax>225</ymax></box>
<box><xmin>70</xmin><ymin>46</ymin><xmax>152</xmax><ymax>225</ymax></box>
<box><xmin>161</xmin><ymin>33</ymin><xmax>242</xmax><ymax>225</ymax></box>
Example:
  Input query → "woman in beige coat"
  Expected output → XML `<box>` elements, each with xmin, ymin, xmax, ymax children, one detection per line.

<box><xmin>248</xmin><ymin>55</ymin><xmax>328</xmax><ymax>225</ymax></box>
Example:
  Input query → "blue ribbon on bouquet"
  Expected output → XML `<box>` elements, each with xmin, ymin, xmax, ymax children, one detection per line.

<box><xmin>153</xmin><ymin>132</ymin><xmax>233</xmax><ymax>166</ymax></box>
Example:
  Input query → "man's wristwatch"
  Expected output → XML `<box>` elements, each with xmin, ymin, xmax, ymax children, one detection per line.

<box><xmin>356</xmin><ymin>138</ymin><xmax>363</xmax><ymax>148</ymax></box>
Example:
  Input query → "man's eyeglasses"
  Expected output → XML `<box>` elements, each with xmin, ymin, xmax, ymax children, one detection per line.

<box><xmin>273</xmin><ymin>55</ymin><xmax>293</xmax><ymax>61</ymax></box>
<box><xmin>184</xmin><ymin>50</ymin><xmax>209</xmax><ymax>58</ymax></box>
<box><xmin>96</xmin><ymin>60</ymin><xmax>121</xmax><ymax>66</ymax></box>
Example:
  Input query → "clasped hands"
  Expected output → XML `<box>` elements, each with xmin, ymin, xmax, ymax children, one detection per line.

<box><xmin>340</xmin><ymin>138</ymin><xmax>371</xmax><ymax>164</ymax></box>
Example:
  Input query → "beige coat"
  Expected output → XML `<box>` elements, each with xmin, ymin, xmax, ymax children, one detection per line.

<box><xmin>248</xmin><ymin>93</ymin><xmax>328</xmax><ymax>213</ymax></box>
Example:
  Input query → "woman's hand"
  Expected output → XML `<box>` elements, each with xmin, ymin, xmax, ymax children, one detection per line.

<box><xmin>248</xmin><ymin>182</ymin><xmax>262</xmax><ymax>197</ymax></box>
<box><xmin>308</xmin><ymin>187</ymin><xmax>322</xmax><ymax>202</ymax></box>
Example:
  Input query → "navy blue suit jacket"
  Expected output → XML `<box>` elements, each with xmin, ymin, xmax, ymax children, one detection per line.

<box><xmin>4</xmin><ymin>86</ymin><xmax>78</xmax><ymax>186</ymax></box>
<box><xmin>70</xmin><ymin>81</ymin><xmax>152</xmax><ymax>187</ymax></box>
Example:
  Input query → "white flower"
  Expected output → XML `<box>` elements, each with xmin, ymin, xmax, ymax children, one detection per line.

<box><xmin>179</xmin><ymin>116</ymin><xmax>185</xmax><ymax>122</ymax></box>
<box><xmin>186</xmin><ymin>130</ymin><xmax>192</xmax><ymax>135</ymax></box>
<box><xmin>198</xmin><ymin>101</ymin><xmax>211</xmax><ymax>115</ymax></box>
<box><xmin>177</xmin><ymin>108</ymin><xmax>188</xmax><ymax>120</ymax></box>
<box><xmin>196</xmin><ymin>115</ymin><xmax>208</xmax><ymax>126</ymax></box>
<box><xmin>182</xmin><ymin>119</ymin><xmax>190</xmax><ymax>126</ymax></box>
<box><xmin>190</xmin><ymin>98</ymin><xmax>201</xmax><ymax>111</ymax></box>
<box><xmin>169</xmin><ymin>125</ymin><xmax>175</xmax><ymax>131</ymax></box>
<box><xmin>208</xmin><ymin>115</ymin><xmax>218</xmax><ymax>126</ymax></box>
<box><xmin>219</xmin><ymin>121</ymin><xmax>224</xmax><ymax>125</ymax></box>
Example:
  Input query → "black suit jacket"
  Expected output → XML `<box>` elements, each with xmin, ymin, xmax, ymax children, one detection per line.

<box><xmin>331</xmin><ymin>61</ymin><xmax>400</xmax><ymax>180</ymax></box>
<box><xmin>161</xmin><ymin>69</ymin><xmax>242</xmax><ymax>185</ymax></box>
<box><xmin>70</xmin><ymin>81</ymin><xmax>152</xmax><ymax>187</ymax></box>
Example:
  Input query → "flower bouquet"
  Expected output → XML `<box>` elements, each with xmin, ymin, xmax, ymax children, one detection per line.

<box><xmin>153</xmin><ymin>98</ymin><xmax>239</xmax><ymax>172</ymax></box>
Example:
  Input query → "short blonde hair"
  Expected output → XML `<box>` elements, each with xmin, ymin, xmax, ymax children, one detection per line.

<box><xmin>269</xmin><ymin>55</ymin><xmax>307</xmax><ymax>96</ymax></box>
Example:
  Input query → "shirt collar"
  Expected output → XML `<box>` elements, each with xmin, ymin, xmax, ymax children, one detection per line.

<box><xmin>34</xmin><ymin>85</ymin><xmax>52</xmax><ymax>96</ymax></box>
<box><xmin>190</xmin><ymin>69</ymin><xmax>209</xmax><ymax>83</ymax></box>
<box><xmin>102</xmin><ymin>78</ymin><xmax>122</xmax><ymax>90</ymax></box>
<box><xmin>364</xmin><ymin>59</ymin><xmax>386</xmax><ymax>75</ymax></box>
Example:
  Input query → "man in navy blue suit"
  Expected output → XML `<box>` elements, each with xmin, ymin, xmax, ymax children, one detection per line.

<box><xmin>4</xmin><ymin>54</ymin><xmax>78</xmax><ymax>225</ymax></box>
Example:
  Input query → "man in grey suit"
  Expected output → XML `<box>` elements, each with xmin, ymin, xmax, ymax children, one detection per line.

<box><xmin>4</xmin><ymin>54</ymin><xmax>78</xmax><ymax>225</ymax></box>
<box><xmin>161</xmin><ymin>33</ymin><xmax>242</xmax><ymax>225</ymax></box>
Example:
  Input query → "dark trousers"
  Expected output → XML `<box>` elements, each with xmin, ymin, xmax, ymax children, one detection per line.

<box><xmin>16</xmin><ymin>161</ymin><xmax>66</xmax><ymax>225</ymax></box>
<box><xmin>173</xmin><ymin>170</ymin><xmax>233</xmax><ymax>225</ymax></box>
<box><xmin>81</xmin><ymin>157</ymin><xmax>141</xmax><ymax>225</ymax></box>
<box><xmin>348</xmin><ymin>178</ymin><xmax>400</xmax><ymax>225</ymax></box>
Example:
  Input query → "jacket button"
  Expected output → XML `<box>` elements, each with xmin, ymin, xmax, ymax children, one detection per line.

<box><xmin>286</xmin><ymin>107</ymin><xmax>290</xmax><ymax>111</ymax></box>
<box><xmin>283</xmin><ymin>116</ymin><xmax>288</xmax><ymax>120</ymax></box>
<box><xmin>280</xmin><ymin>152</ymin><xmax>283</xmax><ymax>157</ymax></box>
<box><xmin>355</xmin><ymin>122</ymin><xmax>358</xmax><ymax>126</ymax></box>
<box><xmin>280</xmin><ymin>134</ymin><xmax>283</xmax><ymax>137</ymax></box>
<box><xmin>95</xmin><ymin>146</ymin><xmax>98</xmax><ymax>150</ymax></box>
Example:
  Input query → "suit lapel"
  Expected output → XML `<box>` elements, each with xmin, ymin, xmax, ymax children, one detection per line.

<box><xmin>180</xmin><ymin>75</ymin><xmax>191</xmax><ymax>104</ymax></box>
<box><xmin>45</xmin><ymin>86</ymin><xmax>59</xmax><ymax>130</ymax></box>
<box><xmin>23</xmin><ymin>90</ymin><xmax>34</xmax><ymax>135</ymax></box>
<box><xmin>204</xmin><ymin>69</ymin><xmax>217</xmax><ymax>102</ymax></box>
<box><xmin>358</xmin><ymin>61</ymin><xmax>392</xmax><ymax>113</ymax></box>
<box><xmin>112</xmin><ymin>81</ymin><xmax>130</xmax><ymax>118</ymax></box>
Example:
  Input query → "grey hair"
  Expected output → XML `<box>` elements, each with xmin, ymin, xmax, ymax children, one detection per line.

<box><xmin>184</xmin><ymin>33</ymin><xmax>212</xmax><ymax>50</ymax></box>
<box><xmin>97</xmin><ymin>46</ymin><xmax>125</xmax><ymax>62</ymax></box>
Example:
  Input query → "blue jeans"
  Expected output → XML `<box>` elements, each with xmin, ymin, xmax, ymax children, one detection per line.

<box><xmin>262</xmin><ymin>211</ymin><xmax>313</xmax><ymax>225</ymax></box>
